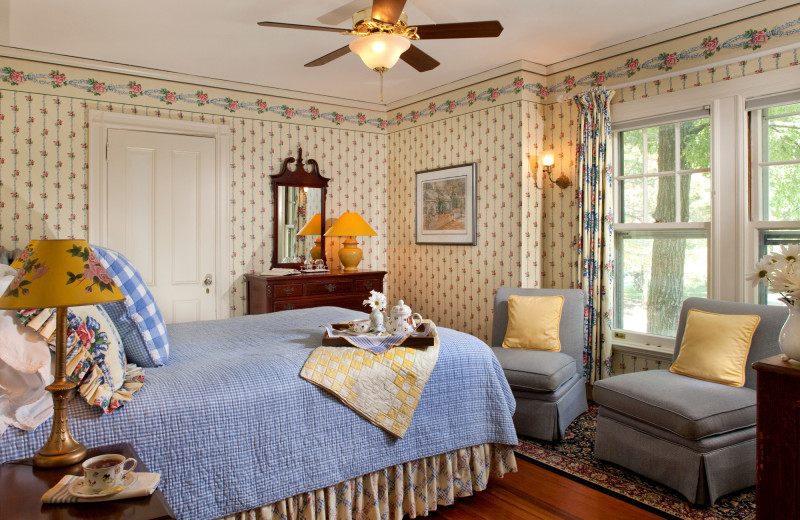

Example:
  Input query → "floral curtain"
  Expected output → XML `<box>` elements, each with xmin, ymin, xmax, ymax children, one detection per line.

<box><xmin>574</xmin><ymin>88</ymin><xmax>615</xmax><ymax>384</ymax></box>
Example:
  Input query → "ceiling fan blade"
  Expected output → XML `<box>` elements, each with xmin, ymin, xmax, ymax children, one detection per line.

<box><xmin>400</xmin><ymin>44</ymin><xmax>440</xmax><ymax>72</ymax></box>
<box><xmin>257</xmin><ymin>21</ymin><xmax>344</xmax><ymax>33</ymax></box>
<box><xmin>304</xmin><ymin>45</ymin><xmax>352</xmax><ymax>67</ymax></box>
<box><xmin>414</xmin><ymin>21</ymin><xmax>503</xmax><ymax>40</ymax></box>
<box><xmin>371</xmin><ymin>0</ymin><xmax>407</xmax><ymax>25</ymax></box>
<box><xmin>317</xmin><ymin>0</ymin><xmax>365</xmax><ymax>25</ymax></box>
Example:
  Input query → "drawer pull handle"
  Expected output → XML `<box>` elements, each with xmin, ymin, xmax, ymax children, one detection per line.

<box><xmin>284</xmin><ymin>287</ymin><xmax>295</xmax><ymax>295</ymax></box>
<box><xmin>364</xmin><ymin>281</ymin><xmax>373</xmax><ymax>290</ymax></box>
<box><xmin>284</xmin><ymin>304</ymin><xmax>295</xmax><ymax>311</ymax></box>
<box><xmin>325</xmin><ymin>283</ymin><xmax>337</xmax><ymax>293</ymax></box>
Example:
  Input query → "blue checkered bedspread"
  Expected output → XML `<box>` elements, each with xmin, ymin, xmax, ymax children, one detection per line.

<box><xmin>0</xmin><ymin>307</ymin><xmax>517</xmax><ymax>520</ymax></box>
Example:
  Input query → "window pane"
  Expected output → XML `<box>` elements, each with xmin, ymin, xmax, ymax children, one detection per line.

<box><xmin>646</xmin><ymin>125</ymin><xmax>675</xmax><ymax>173</ymax></box>
<box><xmin>682</xmin><ymin>172</ymin><xmax>711</xmax><ymax>222</ymax></box>
<box><xmin>646</xmin><ymin>176</ymin><xmax>676</xmax><ymax>223</ymax></box>
<box><xmin>620</xmin><ymin>178</ymin><xmax>643</xmax><ymax>223</ymax></box>
<box><xmin>680</xmin><ymin>118</ymin><xmax>710</xmax><ymax>170</ymax></box>
<box><xmin>764</xmin><ymin>164</ymin><xmax>800</xmax><ymax>221</ymax></box>
<box><xmin>621</xmin><ymin>129</ymin><xmax>644</xmax><ymax>176</ymax></box>
<box><xmin>765</xmin><ymin>113</ymin><xmax>800</xmax><ymax>163</ymax></box>
<box><xmin>616</xmin><ymin>233</ymin><xmax>708</xmax><ymax>336</ymax></box>
<box><xmin>759</xmin><ymin>230</ymin><xmax>800</xmax><ymax>304</ymax></box>
<box><xmin>765</xmin><ymin>102</ymin><xmax>800</xmax><ymax>117</ymax></box>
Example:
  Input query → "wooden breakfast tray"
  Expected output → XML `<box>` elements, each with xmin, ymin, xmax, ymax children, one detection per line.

<box><xmin>322</xmin><ymin>322</ymin><xmax>437</xmax><ymax>348</ymax></box>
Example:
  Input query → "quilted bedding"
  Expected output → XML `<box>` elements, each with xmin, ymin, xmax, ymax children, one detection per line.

<box><xmin>0</xmin><ymin>306</ymin><xmax>517</xmax><ymax>519</ymax></box>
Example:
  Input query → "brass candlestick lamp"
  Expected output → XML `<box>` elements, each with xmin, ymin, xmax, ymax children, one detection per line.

<box><xmin>0</xmin><ymin>239</ymin><xmax>124</xmax><ymax>468</ymax></box>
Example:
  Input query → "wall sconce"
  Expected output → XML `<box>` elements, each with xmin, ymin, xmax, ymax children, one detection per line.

<box><xmin>528</xmin><ymin>154</ymin><xmax>572</xmax><ymax>190</ymax></box>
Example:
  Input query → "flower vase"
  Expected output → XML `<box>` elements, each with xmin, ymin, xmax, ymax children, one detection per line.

<box><xmin>369</xmin><ymin>307</ymin><xmax>386</xmax><ymax>333</ymax></box>
<box><xmin>778</xmin><ymin>298</ymin><xmax>800</xmax><ymax>362</ymax></box>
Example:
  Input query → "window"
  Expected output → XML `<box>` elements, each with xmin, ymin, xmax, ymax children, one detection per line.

<box><xmin>614</xmin><ymin>116</ymin><xmax>711</xmax><ymax>338</ymax></box>
<box><xmin>749</xmin><ymin>100</ymin><xmax>800</xmax><ymax>304</ymax></box>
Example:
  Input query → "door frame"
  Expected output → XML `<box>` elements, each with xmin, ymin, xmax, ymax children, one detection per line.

<box><xmin>88</xmin><ymin>110</ymin><xmax>232</xmax><ymax>320</ymax></box>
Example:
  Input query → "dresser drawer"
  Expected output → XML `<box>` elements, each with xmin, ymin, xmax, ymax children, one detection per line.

<box><xmin>305</xmin><ymin>280</ymin><xmax>354</xmax><ymax>296</ymax></box>
<box><xmin>273</xmin><ymin>300</ymin><xmax>318</xmax><ymax>312</ymax></box>
<box><xmin>355</xmin><ymin>277</ymin><xmax>382</xmax><ymax>292</ymax></box>
<box><xmin>272</xmin><ymin>283</ymin><xmax>302</xmax><ymax>298</ymax></box>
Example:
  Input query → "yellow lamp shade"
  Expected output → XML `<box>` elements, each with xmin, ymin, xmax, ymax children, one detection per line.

<box><xmin>296</xmin><ymin>213</ymin><xmax>322</xmax><ymax>236</ymax></box>
<box><xmin>323</xmin><ymin>212</ymin><xmax>377</xmax><ymax>238</ymax></box>
<box><xmin>0</xmin><ymin>239</ymin><xmax>124</xmax><ymax>310</ymax></box>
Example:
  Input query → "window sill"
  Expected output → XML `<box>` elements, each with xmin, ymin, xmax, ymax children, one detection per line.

<box><xmin>612</xmin><ymin>340</ymin><xmax>675</xmax><ymax>363</ymax></box>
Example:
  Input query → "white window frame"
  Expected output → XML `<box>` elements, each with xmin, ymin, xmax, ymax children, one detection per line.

<box><xmin>609</xmin><ymin>63</ymin><xmax>800</xmax><ymax>354</ymax></box>
<box><xmin>612</xmin><ymin>115</ymin><xmax>711</xmax><ymax>349</ymax></box>
<box><xmin>746</xmin><ymin>95</ymin><xmax>800</xmax><ymax>304</ymax></box>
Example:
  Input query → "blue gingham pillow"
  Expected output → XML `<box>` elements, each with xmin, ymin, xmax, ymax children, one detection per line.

<box><xmin>91</xmin><ymin>246</ymin><xmax>169</xmax><ymax>367</ymax></box>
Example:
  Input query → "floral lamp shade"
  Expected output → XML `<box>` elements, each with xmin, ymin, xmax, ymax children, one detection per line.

<box><xmin>9</xmin><ymin>240</ymin><xmax>38</xmax><ymax>269</ymax></box>
<box><xmin>0</xmin><ymin>239</ymin><xmax>125</xmax><ymax>309</ymax></box>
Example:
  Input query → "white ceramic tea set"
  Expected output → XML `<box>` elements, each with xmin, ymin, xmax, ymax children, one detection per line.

<box><xmin>352</xmin><ymin>299</ymin><xmax>423</xmax><ymax>335</ymax></box>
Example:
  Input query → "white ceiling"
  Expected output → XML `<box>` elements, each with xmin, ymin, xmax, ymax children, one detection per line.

<box><xmin>2</xmin><ymin>0</ymin><xmax>766</xmax><ymax>105</ymax></box>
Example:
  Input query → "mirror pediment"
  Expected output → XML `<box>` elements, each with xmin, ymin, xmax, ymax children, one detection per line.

<box><xmin>271</xmin><ymin>148</ymin><xmax>329</xmax><ymax>269</ymax></box>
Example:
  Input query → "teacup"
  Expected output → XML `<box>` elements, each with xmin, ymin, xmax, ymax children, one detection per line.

<box><xmin>350</xmin><ymin>319</ymin><xmax>371</xmax><ymax>334</ymax></box>
<box><xmin>82</xmin><ymin>454</ymin><xmax>137</xmax><ymax>494</ymax></box>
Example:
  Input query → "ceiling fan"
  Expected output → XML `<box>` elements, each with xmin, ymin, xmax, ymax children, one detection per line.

<box><xmin>258</xmin><ymin>0</ymin><xmax>503</xmax><ymax>99</ymax></box>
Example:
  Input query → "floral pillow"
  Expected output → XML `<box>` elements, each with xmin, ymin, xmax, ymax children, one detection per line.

<box><xmin>18</xmin><ymin>306</ymin><xmax>145</xmax><ymax>414</ymax></box>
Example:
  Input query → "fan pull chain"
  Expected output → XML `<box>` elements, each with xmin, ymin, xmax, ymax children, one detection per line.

<box><xmin>379</xmin><ymin>69</ymin><xmax>384</xmax><ymax>102</ymax></box>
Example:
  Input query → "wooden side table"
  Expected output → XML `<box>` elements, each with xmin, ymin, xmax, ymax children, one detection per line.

<box><xmin>0</xmin><ymin>442</ymin><xmax>176</xmax><ymax>520</ymax></box>
<box><xmin>753</xmin><ymin>355</ymin><xmax>800</xmax><ymax>520</ymax></box>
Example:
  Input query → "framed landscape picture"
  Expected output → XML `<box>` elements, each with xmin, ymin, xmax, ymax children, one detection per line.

<box><xmin>415</xmin><ymin>163</ymin><xmax>477</xmax><ymax>245</ymax></box>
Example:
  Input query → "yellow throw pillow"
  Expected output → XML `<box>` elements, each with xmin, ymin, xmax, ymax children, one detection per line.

<box><xmin>502</xmin><ymin>295</ymin><xmax>564</xmax><ymax>351</ymax></box>
<box><xmin>669</xmin><ymin>309</ymin><xmax>761</xmax><ymax>387</ymax></box>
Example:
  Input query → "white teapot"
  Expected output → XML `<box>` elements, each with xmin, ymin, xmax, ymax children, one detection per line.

<box><xmin>386</xmin><ymin>300</ymin><xmax>423</xmax><ymax>335</ymax></box>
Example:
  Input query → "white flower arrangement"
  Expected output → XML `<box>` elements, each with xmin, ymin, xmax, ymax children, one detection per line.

<box><xmin>747</xmin><ymin>244</ymin><xmax>800</xmax><ymax>305</ymax></box>
<box><xmin>363</xmin><ymin>290</ymin><xmax>387</xmax><ymax>311</ymax></box>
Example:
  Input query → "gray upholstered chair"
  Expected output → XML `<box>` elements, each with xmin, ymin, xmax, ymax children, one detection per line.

<box><xmin>593</xmin><ymin>297</ymin><xmax>787</xmax><ymax>505</ymax></box>
<box><xmin>490</xmin><ymin>288</ymin><xmax>588</xmax><ymax>441</ymax></box>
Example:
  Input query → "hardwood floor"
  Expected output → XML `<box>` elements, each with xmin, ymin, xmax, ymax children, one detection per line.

<box><xmin>423</xmin><ymin>457</ymin><xmax>664</xmax><ymax>520</ymax></box>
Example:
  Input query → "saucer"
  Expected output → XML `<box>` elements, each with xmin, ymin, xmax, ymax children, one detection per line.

<box><xmin>68</xmin><ymin>472</ymin><xmax>136</xmax><ymax>498</ymax></box>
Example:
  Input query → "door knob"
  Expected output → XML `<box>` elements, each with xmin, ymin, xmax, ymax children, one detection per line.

<box><xmin>203</xmin><ymin>274</ymin><xmax>213</xmax><ymax>286</ymax></box>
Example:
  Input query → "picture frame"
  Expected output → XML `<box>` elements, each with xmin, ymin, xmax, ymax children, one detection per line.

<box><xmin>415</xmin><ymin>163</ymin><xmax>477</xmax><ymax>245</ymax></box>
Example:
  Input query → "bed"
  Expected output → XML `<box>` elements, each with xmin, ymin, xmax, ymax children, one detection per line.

<box><xmin>0</xmin><ymin>306</ymin><xmax>518</xmax><ymax>519</ymax></box>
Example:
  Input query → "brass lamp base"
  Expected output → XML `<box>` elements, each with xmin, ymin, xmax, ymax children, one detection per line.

<box><xmin>338</xmin><ymin>238</ymin><xmax>363</xmax><ymax>272</ymax></box>
<box><xmin>33</xmin><ymin>307</ymin><xmax>87</xmax><ymax>468</ymax></box>
<box><xmin>33</xmin><ymin>380</ymin><xmax>87</xmax><ymax>468</ymax></box>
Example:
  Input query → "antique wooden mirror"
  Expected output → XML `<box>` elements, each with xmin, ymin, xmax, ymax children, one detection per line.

<box><xmin>270</xmin><ymin>148</ymin><xmax>329</xmax><ymax>269</ymax></box>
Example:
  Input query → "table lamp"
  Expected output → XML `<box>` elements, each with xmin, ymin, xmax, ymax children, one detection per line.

<box><xmin>0</xmin><ymin>239</ymin><xmax>125</xmax><ymax>468</ymax></box>
<box><xmin>323</xmin><ymin>212</ymin><xmax>377</xmax><ymax>272</ymax></box>
<box><xmin>296</xmin><ymin>213</ymin><xmax>323</xmax><ymax>261</ymax></box>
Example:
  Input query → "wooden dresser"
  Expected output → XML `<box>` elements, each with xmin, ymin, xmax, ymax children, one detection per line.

<box><xmin>244</xmin><ymin>270</ymin><xmax>386</xmax><ymax>314</ymax></box>
<box><xmin>753</xmin><ymin>355</ymin><xmax>800</xmax><ymax>519</ymax></box>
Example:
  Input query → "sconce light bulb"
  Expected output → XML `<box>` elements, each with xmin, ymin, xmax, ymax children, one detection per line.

<box><xmin>542</xmin><ymin>155</ymin><xmax>555</xmax><ymax>167</ymax></box>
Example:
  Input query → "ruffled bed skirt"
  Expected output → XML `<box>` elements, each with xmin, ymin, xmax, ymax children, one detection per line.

<box><xmin>220</xmin><ymin>443</ymin><xmax>516</xmax><ymax>520</ymax></box>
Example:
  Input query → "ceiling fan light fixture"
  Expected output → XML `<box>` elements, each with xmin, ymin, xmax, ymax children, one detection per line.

<box><xmin>349</xmin><ymin>33</ymin><xmax>410</xmax><ymax>71</ymax></box>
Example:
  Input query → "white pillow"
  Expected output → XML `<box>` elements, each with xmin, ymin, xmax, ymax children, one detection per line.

<box><xmin>0</xmin><ymin>274</ymin><xmax>53</xmax><ymax>436</ymax></box>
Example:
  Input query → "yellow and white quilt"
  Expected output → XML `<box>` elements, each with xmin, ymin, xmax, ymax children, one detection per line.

<box><xmin>300</xmin><ymin>326</ymin><xmax>439</xmax><ymax>438</ymax></box>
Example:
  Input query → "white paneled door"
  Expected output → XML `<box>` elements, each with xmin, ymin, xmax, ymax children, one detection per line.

<box><xmin>106</xmin><ymin>129</ymin><xmax>217</xmax><ymax>324</ymax></box>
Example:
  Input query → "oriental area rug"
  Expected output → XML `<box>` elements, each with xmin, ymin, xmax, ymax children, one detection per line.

<box><xmin>514</xmin><ymin>404</ymin><xmax>755</xmax><ymax>520</ymax></box>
